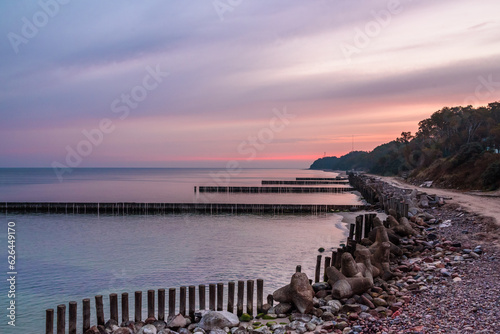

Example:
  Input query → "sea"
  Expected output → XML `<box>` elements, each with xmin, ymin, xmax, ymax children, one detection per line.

<box><xmin>0</xmin><ymin>168</ymin><xmax>362</xmax><ymax>333</ymax></box>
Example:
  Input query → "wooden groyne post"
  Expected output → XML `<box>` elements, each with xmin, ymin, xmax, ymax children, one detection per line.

<box><xmin>46</xmin><ymin>280</ymin><xmax>264</xmax><ymax>333</ymax></box>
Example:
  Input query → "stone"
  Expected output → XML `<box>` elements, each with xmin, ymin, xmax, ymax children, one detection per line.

<box><xmin>321</xmin><ymin>311</ymin><xmax>335</xmax><ymax>321</ymax></box>
<box><xmin>209</xmin><ymin>329</ymin><xmax>226</xmax><ymax>334</ymax></box>
<box><xmin>239</xmin><ymin>313</ymin><xmax>253</xmax><ymax>322</ymax></box>
<box><xmin>262</xmin><ymin>314</ymin><xmax>277</xmax><ymax>320</ymax></box>
<box><xmin>312</xmin><ymin>282</ymin><xmax>330</xmax><ymax>292</ymax></box>
<box><xmin>113</xmin><ymin>328</ymin><xmax>132</xmax><ymax>334</ymax></box>
<box><xmin>305</xmin><ymin>322</ymin><xmax>317</xmax><ymax>331</ymax></box>
<box><xmin>327</xmin><ymin>299</ymin><xmax>342</xmax><ymax>313</ymax></box>
<box><xmin>199</xmin><ymin>311</ymin><xmax>240</xmax><ymax>331</ymax></box>
<box><xmin>138</xmin><ymin>324</ymin><xmax>158</xmax><ymax>334</ymax></box>
<box><xmin>273</xmin><ymin>303</ymin><xmax>292</xmax><ymax>315</ymax></box>
<box><xmin>340</xmin><ymin>304</ymin><xmax>362</xmax><ymax>314</ymax></box>
<box><xmin>290</xmin><ymin>313</ymin><xmax>312</xmax><ymax>323</ymax></box>
<box><xmin>373</xmin><ymin>298</ymin><xmax>387</xmax><ymax>307</ymax></box>
<box><xmin>167</xmin><ymin>314</ymin><xmax>188</xmax><ymax>329</ymax></box>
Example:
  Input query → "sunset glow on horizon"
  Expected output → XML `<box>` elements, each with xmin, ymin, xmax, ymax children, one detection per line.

<box><xmin>1</xmin><ymin>0</ymin><xmax>500</xmax><ymax>168</ymax></box>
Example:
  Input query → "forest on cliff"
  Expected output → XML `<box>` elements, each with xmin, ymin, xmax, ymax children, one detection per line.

<box><xmin>310</xmin><ymin>102</ymin><xmax>500</xmax><ymax>190</ymax></box>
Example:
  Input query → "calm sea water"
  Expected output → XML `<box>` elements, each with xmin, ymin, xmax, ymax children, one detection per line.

<box><xmin>0</xmin><ymin>168</ymin><xmax>361</xmax><ymax>333</ymax></box>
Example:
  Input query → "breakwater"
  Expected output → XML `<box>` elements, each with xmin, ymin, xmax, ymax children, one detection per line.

<box><xmin>261</xmin><ymin>180</ymin><xmax>349</xmax><ymax>185</ymax></box>
<box><xmin>196</xmin><ymin>186</ymin><xmax>353</xmax><ymax>193</ymax></box>
<box><xmin>1</xmin><ymin>202</ymin><xmax>367</xmax><ymax>215</ymax></box>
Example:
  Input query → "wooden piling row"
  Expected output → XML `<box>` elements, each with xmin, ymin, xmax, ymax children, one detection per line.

<box><xmin>261</xmin><ymin>180</ymin><xmax>349</xmax><ymax>185</ymax></box>
<box><xmin>46</xmin><ymin>280</ymin><xmax>265</xmax><ymax>333</ymax></box>
<box><xmin>197</xmin><ymin>186</ymin><xmax>353</xmax><ymax>194</ymax></box>
<box><xmin>3</xmin><ymin>202</ymin><xmax>367</xmax><ymax>216</ymax></box>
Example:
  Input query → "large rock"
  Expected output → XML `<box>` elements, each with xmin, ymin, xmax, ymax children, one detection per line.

<box><xmin>273</xmin><ymin>272</ymin><xmax>315</xmax><ymax>314</ymax></box>
<box><xmin>198</xmin><ymin>311</ymin><xmax>239</xmax><ymax>331</ymax></box>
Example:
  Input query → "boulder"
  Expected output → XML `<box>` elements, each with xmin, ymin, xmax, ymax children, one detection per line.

<box><xmin>198</xmin><ymin>311</ymin><xmax>239</xmax><ymax>331</ymax></box>
<box><xmin>273</xmin><ymin>273</ymin><xmax>315</xmax><ymax>314</ymax></box>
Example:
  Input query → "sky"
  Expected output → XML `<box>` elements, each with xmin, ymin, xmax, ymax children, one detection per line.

<box><xmin>1</xmin><ymin>0</ymin><xmax>500</xmax><ymax>169</ymax></box>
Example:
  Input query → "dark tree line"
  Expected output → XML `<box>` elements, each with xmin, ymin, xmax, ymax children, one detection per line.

<box><xmin>310</xmin><ymin>102</ymin><xmax>500</xmax><ymax>190</ymax></box>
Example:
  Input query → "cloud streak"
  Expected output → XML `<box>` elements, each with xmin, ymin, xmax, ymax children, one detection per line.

<box><xmin>1</xmin><ymin>0</ymin><xmax>500</xmax><ymax>167</ymax></box>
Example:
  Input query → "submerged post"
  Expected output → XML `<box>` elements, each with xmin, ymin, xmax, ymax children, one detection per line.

<box><xmin>110</xmin><ymin>293</ymin><xmax>118</xmax><ymax>323</ymax></box>
<box><xmin>121</xmin><ymin>293</ymin><xmax>129</xmax><ymax>323</ymax></box>
<box><xmin>227</xmin><ymin>281</ymin><xmax>235</xmax><ymax>313</ymax></box>
<box><xmin>135</xmin><ymin>291</ymin><xmax>142</xmax><ymax>323</ymax></box>
<box><xmin>189</xmin><ymin>286</ymin><xmax>196</xmax><ymax>320</ymax></box>
<box><xmin>257</xmin><ymin>279</ymin><xmax>264</xmax><ymax>314</ymax></box>
<box><xmin>209</xmin><ymin>284</ymin><xmax>216</xmax><ymax>311</ymax></box>
<box><xmin>69</xmin><ymin>301</ymin><xmax>77</xmax><ymax>334</ymax></box>
<box><xmin>324</xmin><ymin>257</ymin><xmax>331</xmax><ymax>282</ymax></box>
<box><xmin>83</xmin><ymin>299</ymin><xmax>90</xmax><ymax>332</ymax></box>
<box><xmin>96</xmin><ymin>295</ymin><xmax>105</xmax><ymax>326</ymax></box>
<box><xmin>180</xmin><ymin>286</ymin><xmax>187</xmax><ymax>317</ymax></box>
<box><xmin>315</xmin><ymin>255</ymin><xmax>322</xmax><ymax>283</ymax></box>
<box><xmin>57</xmin><ymin>304</ymin><xmax>65</xmax><ymax>334</ymax></box>
<box><xmin>355</xmin><ymin>215</ymin><xmax>363</xmax><ymax>243</ymax></box>
<box><xmin>217</xmin><ymin>283</ymin><xmax>224</xmax><ymax>311</ymax></box>
<box><xmin>148</xmin><ymin>290</ymin><xmax>155</xmax><ymax>319</ymax></box>
<box><xmin>158</xmin><ymin>289</ymin><xmax>165</xmax><ymax>321</ymax></box>
<box><xmin>199</xmin><ymin>285</ymin><xmax>206</xmax><ymax>311</ymax></box>
<box><xmin>168</xmin><ymin>288</ymin><xmax>176</xmax><ymax>318</ymax></box>
<box><xmin>46</xmin><ymin>309</ymin><xmax>54</xmax><ymax>334</ymax></box>
<box><xmin>246</xmin><ymin>280</ymin><xmax>254</xmax><ymax>316</ymax></box>
<box><xmin>237</xmin><ymin>281</ymin><xmax>244</xmax><ymax>317</ymax></box>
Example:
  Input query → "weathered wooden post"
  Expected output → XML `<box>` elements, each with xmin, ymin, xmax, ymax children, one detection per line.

<box><xmin>199</xmin><ymin>285</ymin><xmax>206</xmax><ymax>311</ymax></box>
<box><xmin>68</xmin><ymin>302</ymin><xmax>77</xmax><ymax>334</ymax></box>
<box><xmin>237</xmin><ymin>281</ymin><xmax>244</xmax><ymax>317</ymax></box>
<box><xmin>95</xmin><ymin>295</ymin><xmax>105</xmax><ymax>326</ymax></box>
<box><xmin>209</xmin><ymin>284</ymin><xmax>216</xmax><ymax>311</ymax></box>
<box><xmin>331</xmin><ymin>251</ymin><xmax>337</xmax><ymax>270</ymax></box>
<box><xmin>82</xmin><ymin>299</ymin><xmax>90</xmax><ymax>332</ymax></box>
<box><xmin>121</xmin><ymin>293</ymin><xmax>129</xmax><ymax>323</ymax></box>
<box><xmin>109</xmin><ymin>293</ymin><xmax>118</xmax><ymax>323</ymax></box>
<box><xmin>324</xmin><ymin>257</ymin><xmax>331</xmax><ymax>282</ymax></box>
<box><xmin>57</xmin><ymin>304</ymin><xmax>65</xmax><ymax>334</ymax></box>
<box><xmin>168</xmin><ymin>288</ymin><xmax>176</xmax><ymax>318</ymax></box>
<box><xmin>355</xmin><ymin>215</ymin><xmax>363</xmax><ymax>243</ymax></box>
<box><xmin>315</xmin><ymin>255</ymin><xmax>322</xmax><ymax>283</ymax></box>
<box><xmin>148</xmin><ymin>290</ymin><xmax>155</xmax><ymax>319</ymax></box>
<box><xmin>46</xmin><ymin>308</ymin><xmax>54</xmax><ymax>334</ymax></box>
<box><xmin>227</xmin><ymin>281</ymin><xmax>235</xmax><ymax>313</ymax></box>
<box><xmin>295</xmin><ymin>265</ymin><xmax>301</xmax><ymax>272</ymax></box>
<box><xmin>257</xmin><ymin>279</ymin><xmax>264</xmax><ymax>314</ymax></box>
<box><xmin>217</xmin><ymin>283</ymin><xmax>224</xmax><ymax>311</ymax></box>
<box><xmin>364</xmin><ymin>213</ymin><xmax>375</xmax><ymax>238</ymax></box>
<box><xmin>189</xmin><ymin>286</ymin><xmax>196</xmax><ymax>320</ymax></box>
<box><xmin>348</xmin><ymin>223</ymin><xmax>355</xmax><ymax>240</ymax></box>
<box><xmin>180</xmin><ymin>286</ymin><xmax>187</xmax><ymax>317</ymax></box>
<box><xmin>134</xmin><ymin>291</ymin><xmax>142</xmax><ymax>323</ymax></box>
<box><xmin>246</xmin><ymin>280</ymin><xmax>254</xmax><ymax>316</ymax></box>
<box><xmin>158</xmin><ymin>289</ymin><xmax>165</xmax><ymax>321</ymax></box>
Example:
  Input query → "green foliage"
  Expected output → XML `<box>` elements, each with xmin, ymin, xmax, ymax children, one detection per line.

<box><xmin>310</xmin><ymin>101</ymin><xmax>500</xmax><ymax>189</ymax></box>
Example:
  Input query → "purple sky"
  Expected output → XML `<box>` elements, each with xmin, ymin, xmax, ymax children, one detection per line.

<box><xmin>1</xmin><ymin>0</ymin><xmax>500</xmax><ymax>168</ymax></box>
